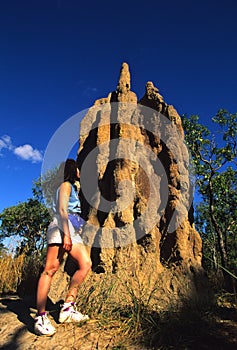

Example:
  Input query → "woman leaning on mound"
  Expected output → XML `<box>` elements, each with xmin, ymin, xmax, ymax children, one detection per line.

<box><xmin>34</xmin><ymin>158</ymin><xmax>92</xmax><ymax>336</ymax></box>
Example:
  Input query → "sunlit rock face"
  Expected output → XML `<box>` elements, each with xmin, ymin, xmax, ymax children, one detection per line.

<box><xmin>75</xmin><ymin>63</ymin><xmax>204</xmax><ymax>303</ymax></box>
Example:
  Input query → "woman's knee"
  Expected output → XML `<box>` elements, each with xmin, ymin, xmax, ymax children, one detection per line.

<box><xmin>70</xmin><ymin>245</ymin><xmax>92</xmax><ymax>272</ymax></box>
<box><xmin>81</xmin><ymin>258</ymin><xmax>92</xmax><ymax>276</ymax></box>
<box><xmin>42</xmin><ymin>264</ymin><xmax>59</xmax><ymax>277</ymax></box>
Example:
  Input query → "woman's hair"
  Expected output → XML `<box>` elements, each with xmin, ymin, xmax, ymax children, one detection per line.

<box><xmin>42</xmin><ymin>159</ymin><xmax>79</xmax><ymax>208</ymax></box>
<box><xmin>53</xmin><ymin>159</ymin><xmax>79</xmax><ymax>192</ymax></box>
<box><xmin>63</xmin><ymin>158</ymin><xmax>79</xmax><ymax>183</ymax></box>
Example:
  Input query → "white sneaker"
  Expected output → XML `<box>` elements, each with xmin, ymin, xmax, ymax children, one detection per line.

<box><xmin>34</xmin><ymin>313</ymin><xmax>56</xmax><ymax>336</ymax></box>
<box><xmin>59</xmin><ymin>302</ymin><xmax>89</xmax><ymax>323</ymax></box>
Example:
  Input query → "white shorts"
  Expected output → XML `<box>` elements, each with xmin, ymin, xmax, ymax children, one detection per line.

<box><xmin>46</xmin><ymin>215</ymin><xmax>83</xmax><ymax>245</ymax></box>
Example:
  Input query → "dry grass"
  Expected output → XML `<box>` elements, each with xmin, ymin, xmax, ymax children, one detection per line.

<box><xmin>1</xmin><ymin>254</ymin><xmax>236</xmax><ymax>349</ymax></box>
<box><xmin>0</xmin><ymin>253</ymin><xmax>25</xmax><ymax>294</ymax></box>
<box><xmin>70</xmin><ymin>264</ymin><xmax>236</xmax><ymax>349</ymax></box>
<box><xmin>0</xmin><ymin>252</ymin><xmax>43</xmax><ymax>296</ymax></box>
<box><xmin>73</xmin><ymin>265</ymin><xmax>210</xmax><ymax>349</ymax></box>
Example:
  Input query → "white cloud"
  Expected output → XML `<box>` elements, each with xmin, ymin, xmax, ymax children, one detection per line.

<box><xmin>14</xmin><ymin>144</ymin><xmax>43</xmax><ymax>163</ymax></box>
<box><xmin>0</xmin><ymin>135</ymin><xmax>13</xmax><ymax>153</ymax></box>
<box><xmin>0</xmin><ymin>135</ymin><xmax>43</xmax><ymax>163</ymax></box>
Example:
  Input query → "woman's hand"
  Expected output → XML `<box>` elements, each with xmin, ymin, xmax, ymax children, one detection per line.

<box><xmin>63</xmin><ymin>234</ymin><xmax>72</xmax><ymax>252</ymax></box>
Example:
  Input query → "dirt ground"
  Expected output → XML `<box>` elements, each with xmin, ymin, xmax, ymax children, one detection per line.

<box><xmin>0</xmin><ymin>294</ymin><xmax>237</xmax><ymax>350</ymax></box>
<box><xmin>0</xmin><ymin>295</ymin><xmax>144</xmax><ymax>350</ymax></box>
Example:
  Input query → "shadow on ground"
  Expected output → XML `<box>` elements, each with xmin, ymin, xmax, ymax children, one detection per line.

<box><xmin>0</xmin><ymin>295</ymin><xmax>236</xmax><ymax>350</ymax></box>
<box><xmin>0</xmin><ymin>295</ymin><xmax>62</xmax><ymax>350</ymax></box>
<box><xmin>140</xmin><ymin>303</ymin><xmax>237</xmax><ymax>349</ymax></box>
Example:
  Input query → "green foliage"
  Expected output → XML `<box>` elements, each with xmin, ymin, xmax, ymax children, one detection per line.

<box><xmin>0</xmin><ymin>164</ymin><xmax>62</xmax><ymax>258</ymax></box>
<box><xmin>182</xmin><ymin>110</ymin><xmax>237</xmax><ymax>291</ymax></box>
<box><xmin>196</xmin><ymin>168</ymin><xmax>237</xmax><ymax>277</ymax></box>
<box><xmin>0</xmin><ymin>182</ymin><xmax>51</xmax><ymax>256</ymax></box>
<box><xmin>32</xmin><ymin>178</ymin><xmax>44</xmax><ymax>203</ymax></box>
<box><xmin>40</xmin><ymin>165</ymin><xmax>60</xmax><ymax>210</ymax></box>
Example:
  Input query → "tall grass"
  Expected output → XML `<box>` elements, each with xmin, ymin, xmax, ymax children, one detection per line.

<box><xmin>73</xmin><ymin>266</ymin><xmax>236</xmax><ymax>349</ymax></box>
<box><xmin>1</xmin><ymin>252</ymin><xmax>235</xmax><ymax>349</ymax></box>
<box><xmin>0</xmin><ymin>252</ymin><xmax>44</xmax><ymax>296</ymax></box>
<box><xmin>74</xmin><ymin>263</ymin><xmax>206</xmax><ymax>348</ymax></box>
<box><xmin>0</xmin><ymin>253</ymin><xmax>25</xmax><ymax>294</ymax></box>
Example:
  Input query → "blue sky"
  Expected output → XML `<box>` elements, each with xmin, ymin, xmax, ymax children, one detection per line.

<box><xmin>0</xmin><ymin>0</ymin><xmax>237</xmax><ymax>213</ymax></box>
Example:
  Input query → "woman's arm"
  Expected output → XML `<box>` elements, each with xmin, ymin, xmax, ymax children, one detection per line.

<box><xmin>58</xmin><ymin>181</ymin><xmax>72</xmax><ymax>251</ymax></box>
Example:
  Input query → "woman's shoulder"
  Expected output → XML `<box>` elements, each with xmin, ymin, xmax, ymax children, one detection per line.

<box><xmin>60</xmin><ymin>181</ymin><xmax>72</xmax><ymax>193</ymax></box>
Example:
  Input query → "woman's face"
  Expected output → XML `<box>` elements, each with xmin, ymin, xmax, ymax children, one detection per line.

<box><xmin>76</xmin><ymin>168</ymin><xmax>80</xmax><ymax>179</ymax></box>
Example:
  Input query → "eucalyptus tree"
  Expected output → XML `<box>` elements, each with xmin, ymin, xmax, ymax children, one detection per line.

<box><xmin>182</xmin><ymin>110</ymin><xmax>237</xmax><ymax>291</ymax></box>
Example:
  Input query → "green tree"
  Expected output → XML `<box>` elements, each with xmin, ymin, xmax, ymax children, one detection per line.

<box><xmin>0</xmin><ymin>181</ymin><xmax>51</xmax><ymax>256</ymax></box>
<box><xmin>182</xmin><ymin>110</ymin><xmax>237</xmax><ymax>291</ymax></box>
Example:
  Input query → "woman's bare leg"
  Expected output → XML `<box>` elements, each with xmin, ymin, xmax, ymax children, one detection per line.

<box><xmin>36</xmin><ymin>245</ymin><xmax>64</xmax><ymax>313</ymax></box>
<box><xmin>64</xmin><ymin>243</ymin><xmax>91</xmax><ymax>303</ymax></box>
